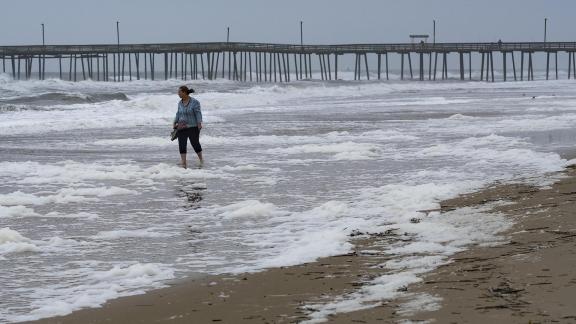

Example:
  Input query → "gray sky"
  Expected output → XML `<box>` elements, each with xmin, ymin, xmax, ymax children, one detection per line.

<box><xmin>1</xmin><ymin>0</ymin><xmax>574</xmax><ymax>45</ymax></box>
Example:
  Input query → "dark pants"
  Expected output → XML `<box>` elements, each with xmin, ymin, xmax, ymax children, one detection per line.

<box><xmin>177</xmin><ymin>127</ymin><xmax>202</xmax><ymax>154</ymax></box>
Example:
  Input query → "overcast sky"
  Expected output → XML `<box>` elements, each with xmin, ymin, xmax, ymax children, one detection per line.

<box><xmin>1</xmin><ymin>0</ymin><xmax>574</xmax><ymax>46</ymax></box>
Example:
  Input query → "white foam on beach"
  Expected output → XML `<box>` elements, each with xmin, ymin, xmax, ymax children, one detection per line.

<box><xmin>216</xmin><ymin>200</ymin><xmax>285</xmax><ymax>220</ymax></box>
<box><xmin>205</xmin><ymin>181</ymin><xmax>477</xmax><ymax>274</ymax></box>
<box><xmin>413</xmin><ymin>134</ymin><xmax>567</xmax><ymax>175</ymax></box>
<box><xmin>0</xmin><ymin>187</ymin><xmax>137</xmax><ymax>206</ymax></box>
<box><xmin>39</xmin><ymin>236</ymin><xmax>93</xmax><ymax>253</ymax></box>
<box><xmin>0</xmin><ymin>205</ymin><xmax>40</xmax><ymax>218</ymax></box>
<box><xmin>356</xmin><ymin>130</ymin><xmax>419</xmax><ymax>142</ymax></box>
<box><xmin>0</xmin><ymin>227</ymin><xmax>92</xmax><ymax>258</ymax></box>
<box><xmin>0</xmin><ymin>228</ymin><xmax>39</xmax><ymax>255</ymax></box>
<box><xmin>303</xmin><ymin>272</ymin><xmax>423</xmax><ymax>324</ymax></box>
<box><xmin>0</xmin><ymin>160</ymin><xmax>229</xmax><ymax>185</ymax></box>
<box><xmin>204</xmin><ymin>130</ymin><xmax>416</xmax><ymax>150</ymax></box>
<box><xmin>188</xmin><ymin>200</ymin><xmax>360</xmax><ymax>272</ymax></box>
<box><xmin>6</xmin><ymin>262</ymin><xmax>175</xmax><ymax>323</ymax></box>
<box><xmin>219</xmin><ymin>164</ymin><xmax>277</xmax><ymax>172</ymax></box>
<box><xmin>291</xmin><ymin>175</ymin><xmax>527</xmax><ymax>322</ymax></box>
<box><xmin>442</xmin><ymin>114</ymin><xmax>576</xmax><ymax>136</ymax></box>
<box><xmin>177</xmin><ymin>130</ymin><xmax>415</xmax><ymax>150</ymax></box>
<box><xmin>0</xmin><ymin>229</ymin><xmax>90</xmax><ymax>261</ymax></box>
<box><xmin>42</xmin><ymin>212</ymin><xmax>100</xmax><ymax>220</ymax></box>
<box><xmin>91</xmin><ymin>133</ymin><xmax>352</xmax><ymax>148</ymax></box>
<box><xmin>396</xmin><ymin>293</ymin><xmax>443</xmax><ymax>316</ymax></box>
<box><xmin>301</xmin><ymin>204</ymin><xmax>513</xmax><ymax>322</ymax></box>
<box><xmin>266</xmin><ymin>142</ymin><xmax>381</xmax><ymax>160</ymax></box>
<box><xmin>92</xmin><ymin>137</ymin><xmax>172</xmax><ymax>147</ymax></box>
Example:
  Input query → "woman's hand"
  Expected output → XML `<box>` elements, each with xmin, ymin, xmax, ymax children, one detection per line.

<box><xmin>198</xmin><ymin>122</ymin><xmax>203</xmax><ymax>130</ymax></box>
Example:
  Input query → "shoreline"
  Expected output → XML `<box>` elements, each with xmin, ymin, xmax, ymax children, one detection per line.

<box><xmin>331</xmin><ymin>163</ymin><xmax>576</xmax><ymax>323</ymax></box>
<box><xmin>26</xmin><ymin>162</ymin><xmax>576</xmax><ymax>323</ymax></box>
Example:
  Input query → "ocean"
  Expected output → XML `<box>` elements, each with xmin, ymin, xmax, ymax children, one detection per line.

<box><xmin>1</xmin><ymin>71</ymin><xmax>575</xmax><ymax>322</ymax></box>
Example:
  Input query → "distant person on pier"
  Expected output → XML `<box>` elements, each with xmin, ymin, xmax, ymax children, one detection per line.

<box><xmin>174</xmin><ymin>85</ymin><xmax>203</xmax><ymax>168</ymax></box>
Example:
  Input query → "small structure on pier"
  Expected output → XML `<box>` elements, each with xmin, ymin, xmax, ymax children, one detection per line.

<box><xmin>409</xmin><ymin>35</ymin><xmax>429</xmax><ymax>44</ymax></box>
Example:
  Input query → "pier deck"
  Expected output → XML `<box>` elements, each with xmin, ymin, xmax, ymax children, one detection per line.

<box><xmin>2</xmin><ymin>41</ymin><xmax>576</xmax><ymax>82</ymax></box>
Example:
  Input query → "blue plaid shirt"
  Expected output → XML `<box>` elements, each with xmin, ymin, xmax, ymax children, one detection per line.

<box><xmin>174</xmin><ymin>98</ymin><xmax>202</xmax><ymax>128</ymax></box>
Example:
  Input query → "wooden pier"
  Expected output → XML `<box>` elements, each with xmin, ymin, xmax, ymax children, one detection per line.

<box><xmin>1</xmin><ymin>41</ymin><xmax>576</xmax><ymax>82</ymax></box>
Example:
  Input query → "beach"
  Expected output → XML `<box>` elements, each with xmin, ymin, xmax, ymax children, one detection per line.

<box><xmin>2</xmin><ymin>77</ymin><xmax>576</xmax><ymax>323</ymax></box>
<box><xmin>26</xmin><ymin>162</ymin><xmax>576</xmax><ymax>323</ymax></box>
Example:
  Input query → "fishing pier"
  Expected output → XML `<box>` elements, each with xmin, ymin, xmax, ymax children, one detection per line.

<box><xmin>2</xmin><ymin>41</ymin><xmax>576</xmax><ymax>82</ymax></box>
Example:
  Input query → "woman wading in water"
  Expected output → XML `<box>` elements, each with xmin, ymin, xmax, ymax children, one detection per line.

<box><xmin>174</xmin><ymin>85</ymin><xmax>203</xmax><ymax>168</ymax></box>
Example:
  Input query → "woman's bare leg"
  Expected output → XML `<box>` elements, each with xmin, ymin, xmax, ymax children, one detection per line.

<box><xmin>180</xmin><ymin>153</ymin><xmax>187</xmax><ymax>169</ymax></box>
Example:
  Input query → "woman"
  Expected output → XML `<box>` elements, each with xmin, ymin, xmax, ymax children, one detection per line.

<box><xmin>174</xmin><ymin>85</ymin><xmax>203</xmax><ymax>168</ymax></box>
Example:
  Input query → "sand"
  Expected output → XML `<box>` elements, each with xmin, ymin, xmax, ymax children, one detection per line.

<box><xmin>332</xmin><ymin>165</ymin><xmax>576</xmax><ymax>324</ymax></box>
<box><xmin>28</xmin><ymin>165</ymin><xmax>576</xmax><ymax>324</ymax></box>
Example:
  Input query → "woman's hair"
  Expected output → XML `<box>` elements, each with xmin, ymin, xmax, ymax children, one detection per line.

<box><xmin>179</xmin><ymin>85</ymin><xmax>195</xmax><ymax>95</ymax></box>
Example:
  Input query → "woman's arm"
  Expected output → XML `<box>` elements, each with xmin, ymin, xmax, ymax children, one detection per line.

<box><xmin>193</xmin><ymin>100</ymin><xmax>203</xmax><ymax>128</ymax></box>
<box><xmin>174</xmin><ymin>104</ymin><xmax>181</xmax><ymax>128</ymax></box>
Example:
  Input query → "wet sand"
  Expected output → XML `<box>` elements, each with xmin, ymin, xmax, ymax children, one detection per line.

<box><xmin>405</xmin><ymin>164</ymin><xmax>576</xmax><ymax>323</ymax></box>
<box><xmin>29</xmin><ymin>165</ymin><xmax>576</xmax><ymax>324</ymax></box>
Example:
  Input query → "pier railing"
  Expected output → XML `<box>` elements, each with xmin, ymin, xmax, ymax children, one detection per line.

<box><xmin>3</xmin><ymin>41</ymin><xmax>576</xmax><ymax>55</ymax></box>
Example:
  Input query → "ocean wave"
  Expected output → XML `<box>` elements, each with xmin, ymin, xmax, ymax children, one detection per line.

<box><xmin>0</xmin><ymin>92</ymin><xmax>129</xmax><ymax>107</ymax></box>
